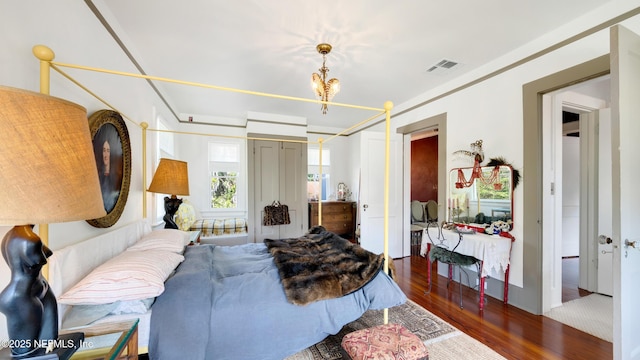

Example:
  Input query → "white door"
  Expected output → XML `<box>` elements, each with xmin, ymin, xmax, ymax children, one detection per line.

<box><xmin>278</xmin><ymin>141</ymin><xmax>306</xmax><ymax>239</ymax></box>
<box><xmin>253</xmin><ymin>140</ymin><xmax>281</xmax><ymax>242</ymax></box>
<box><xmin>596</xmin><ymin>108</ymin><xmax>613</xmax><ymax>296</ymax></box>
<box><xmin>359</xmin><ymin>131</ymin><xmax>403</xmax><ymax>258</ymax></box>
<box><xmin>610</xmin><ymin>24</ymin><xmax>640</xmax><ymax>360</ymax></box>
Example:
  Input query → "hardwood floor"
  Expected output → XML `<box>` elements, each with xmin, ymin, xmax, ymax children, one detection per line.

<box><xmin>393</xmin><ymin>255</ymin><xmax>612</xmax><ymax>360</ymax></box>
<box><xmin>562</xmin><ymin>257</ymin><xmax>593</xmax><ymax>302</ymax></box>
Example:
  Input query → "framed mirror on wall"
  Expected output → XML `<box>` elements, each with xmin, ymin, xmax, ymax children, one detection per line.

<box><xmin>448</xmin><ymin>165</ymin><xmax>513</xmax><ymax>226</ymax></box>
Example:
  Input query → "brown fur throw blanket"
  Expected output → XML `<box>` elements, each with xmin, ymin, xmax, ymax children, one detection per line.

<box><xmin>265</xmin><ymin>226</ymin><xmax>386</xmax><ymax>306</ymax></box>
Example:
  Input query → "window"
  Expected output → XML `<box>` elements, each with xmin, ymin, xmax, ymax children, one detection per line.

<box><xmin>209</xmin><ymin>141</ymin><xmax>243</xmax><ymax>209</ymax></box>
<box><xmin>307</xmin><ymin>148</ymin><xmax>330</xmax><ymax>200</ymax></box>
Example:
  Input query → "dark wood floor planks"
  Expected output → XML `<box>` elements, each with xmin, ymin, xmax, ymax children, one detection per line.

<box><xmin>392</xmin><ymin>256</ymin><xmax>612</xmax><ymax>360</ymax></box>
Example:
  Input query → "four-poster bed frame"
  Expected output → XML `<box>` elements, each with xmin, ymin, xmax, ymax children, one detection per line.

<box><xmin>32</xmin><ymin>44</ymin><xmax>396</xmax><ymax>323</ymax></box>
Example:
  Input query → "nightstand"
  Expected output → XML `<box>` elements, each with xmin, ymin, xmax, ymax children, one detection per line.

<box><xmin>61</xmin><ymin>319</ymin><xmax>138</xmax><ymax>360</ymax></box>
<box><xmin>188</xmin><ymin>230</ymin><xmax>201</xmax><ymax>245</ymax></box>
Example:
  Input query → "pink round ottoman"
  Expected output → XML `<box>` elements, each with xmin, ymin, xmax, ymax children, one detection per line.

<box><xmin>341</xmin><ymin>323</ymin><xmax>428</xmax><ymax>360</ymax></box>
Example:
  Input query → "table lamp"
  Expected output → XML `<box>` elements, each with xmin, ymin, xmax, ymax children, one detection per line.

<box><xmin>0</xmin><ymin>86</ymin><xmax>107</xmax><ymax>358</ymax></box>
<box><xmin>147</xmin><ymin>158</ymin><xmax>190</xmax><ymax>229</ymax></box>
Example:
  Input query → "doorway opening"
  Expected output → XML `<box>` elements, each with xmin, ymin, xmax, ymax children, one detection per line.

<box><xmin>409</xmin><ymin>130</ymin><xmax>438</xmax><ymax>256</ymax></box>
<box><xmin>542</xmin><ymin>75</ymin><xmax>610</xmax><ymax>311</ymax></box>
<box><xmin>560</xmin><ymin>110</ymin><xmax>584</xmax><ymax>303</ymax></box>
<box><xmin>410</xmin><ymin>130</ymin><xmax>438</xmax><ymax>203</ymax></box>
<box><xmin>398</xmin><ymin>113</ymin><xmax>447</xmax><ymax>258</ymax></box>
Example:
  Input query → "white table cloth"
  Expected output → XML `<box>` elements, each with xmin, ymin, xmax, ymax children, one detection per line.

<box><xmin>420</xmin><ymin>227</ymin><xmax>511</xmax><ymax>277</ymax></box>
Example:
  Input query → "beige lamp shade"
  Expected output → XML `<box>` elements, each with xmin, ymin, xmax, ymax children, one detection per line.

<box><xmin>148</xmin><ymin>158</ymin><xmax>190</xmax><ymax>196</ymax></box>
<box><xmin>0</xmin><ymin>86</ymin><xmax>107</xmax><ymax>225</ymax></box>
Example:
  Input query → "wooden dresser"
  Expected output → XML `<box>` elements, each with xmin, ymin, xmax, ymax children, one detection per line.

<box><xmin>309</xmin><ymin>201</ymin><xmax>357</xmax><ymax>241</ymax></box>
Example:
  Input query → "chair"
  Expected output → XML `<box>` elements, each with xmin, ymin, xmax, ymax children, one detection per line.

<box><xmin>425</xmin><ymin>200</ymin><xmax>438</xmax><ymax>225</ymax></box>
<box><xmin>410</xmin><ymin>200</ymin><xmax>428</xmax><ymax>227</ymax></box>
<box><xmin>424</xmin><ymin>222</ymin><xmax>480</xmax><ymax>309</ymax></box>
<box><xmin>410</xmin><ymin>201</ymin><xmax>428</xmax><ymax>256</ymax></box>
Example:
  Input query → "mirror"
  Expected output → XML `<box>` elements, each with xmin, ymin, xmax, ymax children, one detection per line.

<box><xmin>448</xmin><ymin>165</ymin><xmax>513</xmax><ymax>225</ymax></box>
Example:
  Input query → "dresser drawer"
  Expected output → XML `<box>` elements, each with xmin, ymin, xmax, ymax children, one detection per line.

<box><xmin>323</xmin><ymin>221</ymin><xmax>352</xmax><ymax>234</ymax></box>
<box><xmin>321</xmin><ymin>203</ymin><xmax>354</xmax><ymax>214</ymax></box>
<box><xmin>321</xmin><ymin>213</ymin><xmax>353</xmax><ymax>222</ymax></box>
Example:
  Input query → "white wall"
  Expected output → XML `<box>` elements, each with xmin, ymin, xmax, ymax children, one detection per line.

<box><xmin>172</xmin><ymin>122</ymin><xmax>249</xmax><ymax>219</ymax></box>
<box><xmin>307</xmin><ymin>134</ymin><xmax>353</xmax><ymax>201</ymax></box>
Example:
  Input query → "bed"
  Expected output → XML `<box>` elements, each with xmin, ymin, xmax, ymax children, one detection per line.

<box><xmin>36</xmin><ymin>45</ymin><xmax>400</xmax><ymax>359</ymax></box>
<box><xmin>150</xmin><ymin>227</ymin><xmax>405</xmax><ymax>359</ymax></box>
<box><xmin>48</xmin><ymin>221</ymin><xmax>406</xmax><ymax>359</ymax></box>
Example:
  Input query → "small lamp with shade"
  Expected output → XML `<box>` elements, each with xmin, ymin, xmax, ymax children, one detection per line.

<box><xmin>0</xmin><ymin>86</ymin><xmax>106</xmax><ymax>358</ymax></box>
<box><xmin>147</xmin><ymin>158</ymin><xmax>190</xmax><ymax>229</ymax></box>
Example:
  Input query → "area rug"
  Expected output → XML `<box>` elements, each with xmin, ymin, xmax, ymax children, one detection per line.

<box><xmin>544</xmin><ymin>293</ymin><xmax>613</xmax><ymax>342</ymax></box>
<box><xmin>286</xmin><ymin>300</ymin><xmax>506</xmax><ymax>360</ymax></box>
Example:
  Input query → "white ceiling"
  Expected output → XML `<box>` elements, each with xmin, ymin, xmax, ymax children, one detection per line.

<box><xmin>92</xmin><ymin>0</ymin><xmax>613</xmax><ymax>131</ymax></box>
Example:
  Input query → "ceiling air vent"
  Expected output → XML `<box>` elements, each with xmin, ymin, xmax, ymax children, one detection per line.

<box><xmin>427</xmin><ymin>59</ymin><xmax>460</xmax><ymax>75</ymax></box>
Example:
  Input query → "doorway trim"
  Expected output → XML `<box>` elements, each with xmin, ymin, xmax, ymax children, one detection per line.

<box><xmin>542</xmin><ymin>89</ymin><xmax>606</xmax><ymax>312</ymax></box>
<box><xmin>397</xmin><ymin>113</ymin><xmax>447</xmax><ymax>257</ymax></box>
<box><xmin>522</xmin><ymin>55</ymin><xmax>610</xmax><ymax>314</ymax></box>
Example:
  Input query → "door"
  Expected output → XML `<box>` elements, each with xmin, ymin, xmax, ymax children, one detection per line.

<box><xmin>359</xmin><ymin>131</ymin><xmax>403</xmax><ymax>258</ymax></box>
<box><xmin>596</xmin><ymin>108</ymin><xmax>613</xmax><ymax>296</ymax></box>
<box><xmin>610</xmin><ymin>24</ymin><xmax>640</xmax><ymax>360</ymax></box>
<box><xmin>278</xmin><ymin>141</ymin><xmax>306</xmax><ymax>239</ymax></box>
<box><xmin>542</xmin><ymin>88</ymin><xmax>608</xmax><ymax>312</ymax></box>
<box><xmin>252</xmin><ymin>139</ymin><xmax>306</xmax><ymax>243</ymax></box>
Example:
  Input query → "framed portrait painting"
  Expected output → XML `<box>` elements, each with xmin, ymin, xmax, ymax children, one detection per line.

<box><xmin>86</xmin><ymin>110</ymin><xmax>131</xmax><ymax>228</ymax></box>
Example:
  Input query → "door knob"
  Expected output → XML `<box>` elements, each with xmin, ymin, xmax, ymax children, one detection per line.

<box><xmin>363</xmin><ymin>204</ymin><xmax>368</xmax><ymax>212</ymax></box>
<box><xmin>598</xmin><ymin>235</ymin><xmax>612</xmax><ymax>244</ymax></box>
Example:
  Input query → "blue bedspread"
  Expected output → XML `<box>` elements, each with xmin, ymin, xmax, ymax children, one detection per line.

<box><xmin>149</xmin><ymin>243</ymin><xmax>406</xmax><ymax>360</ymax></box>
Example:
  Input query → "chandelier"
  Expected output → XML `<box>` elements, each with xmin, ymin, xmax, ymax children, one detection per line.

<box><xmin>311</xmin><ymin>43</ymin><xmax>340</xmax><ymax>114</ymax></box>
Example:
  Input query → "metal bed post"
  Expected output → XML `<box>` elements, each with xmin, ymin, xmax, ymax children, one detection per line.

<box><xmin>141</xmin><ymin>122</ymin><xmax>148</xmax><ymax>218</ymax></box>
<box><xmin>318</xmin><ymin>137</ymin><xmax>323</xmax><ymax>226</ymax></box>
<box><xmin>33</xmin><ymin>45</ymin><xmax>54</xmax><ymax>279</ymax></box>
<box><xmin>383</xmin><ymin>100</ymin><xmax>393</xmax><ymax>324</ymax></box>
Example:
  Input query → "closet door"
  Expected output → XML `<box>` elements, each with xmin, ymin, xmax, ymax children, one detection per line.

<box><xmin>252</xmin><ymin>139</ymin><xmax>306</xmax><ymax>242</ymax></box>
<box><xmin>278</xmin><ymin>141</ymin><xmax>305</xmax><ymax>239</ymax></box>
<box><xmin>253</xmin><ymin>140</ymin><xmax>280</xmax><ymax>242</ymax></box>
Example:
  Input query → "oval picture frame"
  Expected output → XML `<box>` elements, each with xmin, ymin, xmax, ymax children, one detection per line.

<box><xmin>86</xmin><ymin>110</ymin><xmax>131</xmax><ymax>228</ymax></box>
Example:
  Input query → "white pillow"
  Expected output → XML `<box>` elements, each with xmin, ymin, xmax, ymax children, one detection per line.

<box><xmin>58</xmin><ymin>250</ymin><xmax>184</xmax><ymax>305</ymax></box>
<box><xmin>127</xmin><ymin>229</ymin><xmax>189</xmax><ymax>253</ymax></box>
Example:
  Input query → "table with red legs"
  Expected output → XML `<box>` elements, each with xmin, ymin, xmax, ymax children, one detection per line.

<box><xmin>421</xmin><ymin>228</ymin><xmax>514</xmax><ymax>310</ymax></box>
